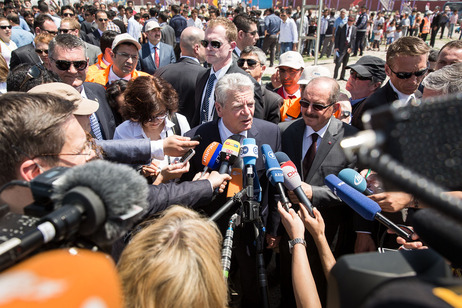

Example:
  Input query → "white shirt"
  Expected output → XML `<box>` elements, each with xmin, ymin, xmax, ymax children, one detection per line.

<box><xmin>108</xmin><ymin>66</ymin><xmax>131</xmax><ymax>84</ymax></box>
<box><xmin>187</xmin><ymin>17</ymin><xmax>203</xmax><ymax>29</ymax></box>
<box><xmin>218</xmin><ymin>118</ymin><xmax>248</xmax><ymax>144</ymax></box>
<box><xmin>0</xmin><ymin>39</ymin><xmax>17</xmax><ymax>66</ymax></box>
<box><xmin>127</xmin><ymin>16</ymin><xmax>142</xmax><ymax>41</ymax></box>
<box><xmin>279</xmin><ymin>18</ymin><xmax>299</xmax><ymax>43</ymax></box>
<box><xmin>389</xmin><ymin>80</ymin><xmax>414</xmax><ymax>103</ymax></box>
<box><xmin>200</xmin><ymin>61</ymin><xmax>232</xmax><ymax>122</ymax></box>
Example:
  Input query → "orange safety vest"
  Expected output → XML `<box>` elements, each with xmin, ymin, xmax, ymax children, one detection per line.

<box><xmin>277</xmin><ymin>87</ymin><xmax>301</xmax><ymax>122</ymax></box>
<box><xmin>85</xmin><ymin>64</ymin><xmax>150</xmax><ymax>88</ymax></box>
<box><xmin>422</xmin><ymin>17</ymin><xmax>430</xmax><ymax>34</ymax></box>
<box><xmin>87</xmin><ymin>54</ymin><xmax>109</xmax><ymax>77</ymax></box>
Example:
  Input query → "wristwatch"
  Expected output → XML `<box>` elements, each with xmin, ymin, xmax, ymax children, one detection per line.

<box><xmin>288</xmin><ymin>238</ymin><xmax>306</xmax><ymax>254</ymax></box>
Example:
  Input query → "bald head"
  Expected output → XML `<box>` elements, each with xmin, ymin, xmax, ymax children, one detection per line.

<box><xmin>180</xmin><ymin>27</ymin><xmax>205</xmax><ymax>61</ymax></box>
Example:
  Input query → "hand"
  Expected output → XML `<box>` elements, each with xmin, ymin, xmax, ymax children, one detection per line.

<box><xmin>271</xmin><ymin>70</ymin><xmax>281</xmax><ymax>89</ymax></box>
<box><xmin>354</xmin><ymin>233</ymin><xmax>377</xmax><ymax>253</ymax></box>
<box><xmin>298</xmin><ymin>206</ymin><xmax>325</xmax><ymax>240</ymax></box>
<box><xmin>153</xmin><ymin>162</ymin><xmax>190</xmax><ymax>184</ymax></box>
<box><xmin>141</xmin><ymin>161</ymin><xmax>161</xmax><ymax>177</ymax></box>
<box><xmin>206</xmin><ymin>171</ymin><xmax>231</xmax><ymax>193</ymax></box>
<box><xmin>288</xmin><ymin>182</ymin><xmax>312</xmax><ymax>204</ymax></box>
<box><xmin>266</xmin><ymin>234</ymin><xmax>281</xmax><ymax>249</ymax></box>
<box><xmin>347</xmin><ymin>48</ymin><xmax>352</xmax><ymax>53</ymax></box>
<box><xmin>369</xmin><ymin>192</ymin><xmax>413</xmax><ymax>212</ymax></box>
<box><xmin>277</xmin><ymin>201</ymin><xmax>306</xmax><ymax>240</ymax></box>
<box><xmin>163</xmin><ymin>135</ymin><xmax>199</xmax><ymax>157</ymax></box>
<box><xmin>387</xmin><ymin>228</ymin><xmax>428</xmax><ymax>250</ymax></box>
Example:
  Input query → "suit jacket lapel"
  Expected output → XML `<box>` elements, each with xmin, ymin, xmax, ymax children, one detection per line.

<box><xmin>289</xmin><ymin>119</ymin><xmax>305</xmax><ymax>174</ymax></box>
<box><xmin>306</xmin><ymin>118</ymin><xmax>340</xmax><ymax>181</ymax></box>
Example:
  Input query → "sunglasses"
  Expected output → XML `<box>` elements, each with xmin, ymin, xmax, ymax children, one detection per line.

<box><xmin>51</xmin><ymin>59</ymin><xmax>88</xmax><ymax>71</ymax></box>
<box><xmin>59</xmin><ymin>28</ymin><xmax>75</xmax><ymax>34</ymax></box>
<box><xmin>200</xmin><ymin>40</ymin><xmax>224</xmax><ymax>49</ymax></box>
<box><xmin>237</xmin><ymin>58</ymin><xmax>260</xmax><ymax>68</ymax></box>
<box><xmin>35</xmin><ymin>48</ymin><xmax>49</xmax><ymax>55</ymax></box>
<box><xmin>98</xmin><ymin>18</ymin><xmax>108</xmax><ymax>22</ymax></box>
<box><xmin>19</xmin><ymin>63</ymin><xmax>44</xmax><ymax>90</ymax></box>
<box><xmin>41</xmin><ymin>28</ymin><xmax>58</xmax><ymax>35</ymax></box>
<box><xmin>389</xmin><ymin>67</ymin><xmax>428</xmax><ymax>79</ymax></box>
<box><xmin>300</xmin><ymin>99</ymin><xmax>336</xmax><ymax>111</ymax></box>
<box><xmin>350</xmin><ymin>70</ymin><xmax>372</xmax><ymax>81</ymax></box>
<box><xmin>63</xmin><ymin>13</ymin><xmax>75</xmax><ymax>17</ymax></box>
<box><xmin>0</xmin><ymin>25</ymin><xmax>12</xmax><ymax>29</ymax></box>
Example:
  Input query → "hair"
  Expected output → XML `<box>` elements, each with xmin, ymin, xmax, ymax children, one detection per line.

<box><xmin>215</xmin><ymin>73</ymin><xmax>254</xmax><ymax>107</ymax></box>
<box><xmin>149</xmin><ymin>7</ymin><xmax>158</xmax><ymax>17</ymax></box>
<box><xmin>6</xmin><ymin>12</ymin><xmax>19</xmax><ymax>24</ymax></box>
<box><xmin>49</xmin><ymin>34</ymin><xmax>87</xmax><ymax>60</ymax></box>
<box><xmin>439</xmin><ymin>40</ymin><xmax>462</xmax><ymax>54</ymax></box>
<box><xmin>96</xmin><ymin>9</ymin><xmax>107</xmax><ymax>19</ymax></box>
<box><xmin>34</xmin><ymin>32</ymin><xmax>53</xmax><ymax>45</ymax></box>
<box><xmin>33</xmin><ymin>13</ymin><xmax>54</xmax><ymax>30</ymax></box>
<box><xmin>233</xmin><ymin>12</ymin><xmax>256</xmax><ymax>33</ymax></box>
<box><xmin>171</xmin><ymin>4</ymin><xmax>180</xmax><ymax>14</ymax></box>
<box><xmin>241</xmin><ymin>45</ymin><xmax>266</xmax><ymax>64</ymax></box>
<box><xmin>85</xmin><ymin>6</ymin><xmax>97</xmax><ymax>16</ymax></box>
<box><xmin>307</xmin><ymin>76</ymin><xmax>340</xmax><ymax>104</ymax></box>
<box><xmin>429</xmin><ymin>48</ymin><xmax>439</xmax><ymax>62</ymax></box>
<box><xmin>106</xmin><ymin>79</ymin><xmax>128</xmax><ymax>111</ymax></box>
<box><xmin>126</xmin><ymin>7</ymin><xmax>133</xmax><ymax>14</ymax></box>
<box><xmin>60</xmin><ymin>17</ymin><xmax>80</xmax><ymax>31</ymax></box>
<box><xmin>121</xmin><ymin>75</ymin><xmax>178</xmax><ymax>124</ymax></box>
<box><xmin>38</xmin><ymin>1</ymin><xmax>49</xmax><ymax>13</ymax></box>
<box><xmin>208</xmin><ymin>17</ymin><xmax>237</xmax><ymax>43</ymax></box>
<box><xmin>0</xmin><ymin>55</ymin><xmax>8</xmax><ymax>83</ymax></box>
<box><xmin>421</xmin><ymin>62</ymin><xmax>462</xmax><ymax>95</ymax></box>
<box><xmin>117</xmin><ymin>206</ymin><xmax>227</xmax><ymax>308</ymax></box>
<box><xmin>107</xmin><ymin>9</ymin><xmax>116</xmax><ymax>20</ymax></box>
<box><xmin>100</xmin><ymin>30</ymin><xmax>118</xmax><ymax>53</ymax></box>
<box><xmin>60</xmin><ymin>5</ymin><xmax>75</xmax><ymax>16</ymax></box>
<box><xmin>7</xmin><ymin>63</ymin><xmax>61</xmax><ymax>92</ymax></box>
<box><xmin>0</xmin><ymin>93</ymin><xmax>76</xmax><ymax>187</ymax></box>
<box><xmin>386</xmin><ymin>36</ymin><xmax>430</xmax><ymax>66</ymax></box>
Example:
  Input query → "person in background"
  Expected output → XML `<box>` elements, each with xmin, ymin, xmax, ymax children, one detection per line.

<box><xmin>0</xmin><ymin>55</ymin><xmax>8</xmax><ymax>93</ymax></box>
<box><xmin>0</xmin><ymin>17</ymin><xmax>17</xmax><ymax>67</ymax></box>
<box><xmin>33</xmin><ymin>33</ymin><xmax>53</xmax><ymax>67</ymax></box>
<box><xmin>105</xmin><ymin>79</ymin><xmax>128</xmax><ymax>126</ymax></box>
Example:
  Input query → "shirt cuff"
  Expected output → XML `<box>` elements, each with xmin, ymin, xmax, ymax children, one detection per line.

<box><xmin>150</xmin><ymin>140</ymin><xmax>164</xmax><ymax>160</ymax></box>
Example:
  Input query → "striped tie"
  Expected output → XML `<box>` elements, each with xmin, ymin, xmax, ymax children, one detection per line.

<box><xmin>90</xmin><ymin>113</ymin><xmax>103</xmax><ymax>140</ymax></box>
<box><xmin>200</xmin><ymin>74</ymin><xmax>216</xmax><ymax>124</ymax></box>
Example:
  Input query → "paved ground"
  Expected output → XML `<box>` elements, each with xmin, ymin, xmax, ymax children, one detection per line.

<box><xmin>262</xmin><ymin>37</ymin><xmax>452</xmax><ymax>93</ymax></box>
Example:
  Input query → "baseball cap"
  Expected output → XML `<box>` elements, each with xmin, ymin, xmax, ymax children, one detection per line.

<box><xmin>298</xmin><ymin>65</ymin><xmax>331</xmax><ymax>85</ymax></box>
<box><xmin>112</xmin><ymin>33</ymin><xmax>141</xmax><ymax>51</ymax></box>
<box><xmin>278</xmin><ymin>51</ymin><xmax>304</xmax><ymax>70</ymax></box>
<box><xmin>28</xmin><ymin>82</ymin><xmax>99</xmax><ymax>115</ymax></box>
<box><xmin>346</xmin><ymin>55</ymin><xmax>386</xmax><ymax>81</ymax></box>
<box><xmin>145</xmin><ymin>20</ymin><xmax>161</xmax><ymax>32</ymax></box>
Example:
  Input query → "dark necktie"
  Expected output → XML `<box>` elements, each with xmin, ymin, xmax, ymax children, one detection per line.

<box><xmin>303</xmin><ymin>133</ymin><xmax>318</xmax><ymax>180</ymax></box>
<box><xmin>288</xmin><ymin>95</ymin><xmax>297</xmax><ymax>99</ymax></box>
<box><xmin>200</xmin><ymin>73</ymin><xmax>216</xmax><ymax>124</ymax></box>
<box><xmin>346</xmin><ymin>26</ymin><xmax>350</xmax><ymax>45</ymax></box>
<box><xmin>154</xmin><ymin>46</ymin><xmax>159</xmax><ymax>68</ymax></box>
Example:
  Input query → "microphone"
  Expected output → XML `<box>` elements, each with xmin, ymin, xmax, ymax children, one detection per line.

<box><xmin>202</xmin><ymin>141</ymin><xmax>222</xmax><ymax>172</ymax></box>
<box><xmin>241</xmin><ymin>138</ymin><xmax>261</xmax><ymax>201</ymax></box>
<box><xmin>324</xmin><ymin>174</ymin><xmax>413</xmax><ymax>241</ymax></box>
<box><xmin>218</xmin><ymin>136</ymin><xmax>241</xmax><ymax>175</ymax></box>
<box><xmin>226</xmin><ymin>157</ymin><xmax>243</xmax><ymax>198</ymax></box>
<box><xmin>338</xmin><ymin>168</ymin><xmax>373</xmax><ymax>195</ymax></box>
<box><xmin>275</xmin><ymin>152</ymin><xmax>314</xmax><ymax>217</ymax></box>
<box><xmin>261</xmin><ymin>144</ymin><xmax>290</xmax><ymax>211</ymax></box>
<box><xmin>412</xmin><ymin>208</ymin><xmax>462</xmax><ymax>268</ymax></box>
<box><xmin>0</xmin><ymin>160</ymin><xmax>148</xmax><ymax>270</ymax></box>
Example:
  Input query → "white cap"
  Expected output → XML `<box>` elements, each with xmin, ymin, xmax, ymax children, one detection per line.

<box><xmin>277</xmin><ymin>51</ymin><xmax>304</xmax><ymax>70</ymax></box>
<box><xmin>112</xmin><ymin>33</ymin><xmax>141</xmax><ymax>51</ymax></box>
<box><xmin>298</xmin><ymin>65</ymin><xmax>331</xmax><ymax>85</ymax></box>
<box><xmin>145</xmin><ymin>21</ymin><xmax>161</xmax><ymax>32</ymax></box>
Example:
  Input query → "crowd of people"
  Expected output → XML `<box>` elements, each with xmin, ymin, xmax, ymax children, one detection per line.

<box><xmin>0</xmin><ymin>0</ymin><xmax>461</xmax><ymax>307</ymax></box>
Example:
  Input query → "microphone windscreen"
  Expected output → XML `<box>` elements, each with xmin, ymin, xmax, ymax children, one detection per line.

<box><xmin>275</xmin><ymin>151</ymin><xmax>291</xmax><ymax>165</ymax></box>
<box><xmin>0</xmin><ymin>248</ymin><xmax>122</xmax><ymax>307</ymax></box>
<box><xmin>202</xmin><ymin>142</ymin><xmax>222</xmax><ymax>170</ymax></box>
<box><xmin>227</xmin><ymin>168</ymin><xmax>243</xmax><ymax>197</ymax></box>
<box><xmin>241</xmin><ymin>138</ymin><xmax>257</xmax><ymax>166</ymax></box>
<box><xmin>221</xmin><ymin>138</ymin><xmax>240</xmax><ymax>158</ymax></box>
<box><xmin>412</xmin><ymin>208</ymin><xmax>462</xmax><ymax>268</ymax></box>
<box><xmin>51</xmin><ymin>160</ymin><xmax>149</xmax><ymax>244</ymax></box>
<box><xmin>262</xmin><ymin>144</ymin><xmax>283</xmax><ymax>185</ymax></box>
<box><xmin>338</xmin><ymin>168</ymin><xmax>368</xmax><ymax>194</ymax></box>
<box><xmin>325</xmin><ymin>174</ymin><xmax>381</xmax><ymax>221</ymax></box>
<box><xmin>281</xmin><ymin>161</ymin><xmax>302</xmax><ymax>191</ymax></box>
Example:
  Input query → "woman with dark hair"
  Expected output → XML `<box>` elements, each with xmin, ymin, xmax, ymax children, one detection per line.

<box><xmin>106</xmin><ymin>79</ymin><xmax>128</xmax><ymax>126</ymax></box>
<box><xmin>114</xmin><ymin>75</ymin><xmax>190</xmax><ymax>183</ymax></box>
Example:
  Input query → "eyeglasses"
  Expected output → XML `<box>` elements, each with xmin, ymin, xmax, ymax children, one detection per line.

<box><xmin>19</xmin><ymin>63</ymin><xmax>44</xmax><ymax>90</ymax></box>
<box><xmin>300</xmin><ymin>99</ymin><xmax>336</xmax><ymax>111</ymax></box>
<box><xmin>98</xmin><ymin>18</ymin><xmax>108</xmax><ymax>22</ymax></box>
<box><xmin>200</xmin><ymin>40</ymin><xmax>224</xmax><ymax>49</ymax></box>
<box><xmin>35</xmin><ymin>48</ymin><xmax>49</xmax><ymax>55</ymax></box>
<box><xmin>0</xmin><ymin>25</ymin><xmax>12</xmax><ymax>29</ymax></box>
<box><xmin>115</xmin><ymin>52</ymin><xmax>139</xmax><ymax>61</ymax></box>
<box><xmin>63</xmin><ymin>13</ymin><xmax>75</xmax><ymax>17</ymax></box>
<box><xmin>237</xmin><ymin>58</ymin><xmax>260</xmax><ymax>68</ymax></box>
<box><xmin>147</xmin><ymin>113</ymin><xmax>168</xmax><ymax>122</ymax></box>
<box><xmin>389</xmin><ymin>67</ymin><xmax>428</xmax><ymax>79</ymax></box>
<box><xmin>350</xmin><ymin>70</ymin><xmax>372</xmax><ymax>81</ymax></box>
<box><xmin>51</xmin><ymin>58</ymin><xmax>88</xmax><ymax>71</ymax></box>
<box><xmin>58</xmin><ymin>28</ymin><xmax>76</xmax><ymax>34</ymax></box>
<box><xmin>41</xmin><ymin>28</ymin><xmax>58</xmax><ymax>35</ymax></box>
<box><xmin>245</xmin><ymin>30</ymin><xmax>258</xmax><ymax>36</ymax></box>
<box><xmin>35</xmin><ymin>139</ymin><xmax>96</xmax><ymax>159</ymax></box>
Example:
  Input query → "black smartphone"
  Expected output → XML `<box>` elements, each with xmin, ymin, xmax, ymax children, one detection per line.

<box><xmin>179</xmin><ymin>149</ymin><xmax>195</xmax><ymax>163</ymax></box>
<box><xmin>191</xmin><ymin>135</ymin><xmax>202</xmax><ymax>142</ymax></box>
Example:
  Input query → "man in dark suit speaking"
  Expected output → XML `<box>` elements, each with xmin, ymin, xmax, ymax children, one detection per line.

<box><xmin>182</xmin><ymin>73</ymin><xmax>281</xmax><ymax>307</ymax></box>
<box><xmin>279</xmin><ymin>76</ymin><xmax>358</xmax><ymax>306</ymax></box>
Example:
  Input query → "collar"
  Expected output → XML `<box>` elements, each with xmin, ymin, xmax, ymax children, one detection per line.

<box><xmin>108</xmin><ymin>65</ymin><xmax>132</xmax><ymax>84</ymax></box>
<box><xmin>282</xmin><ymin>87</ymin><xmax>301</xmax><ymax>98</ymax></box>
<box><xmin>234</xmin><ymin>46</ymin><xmax>241</xmax><ymax>57</ymax></box>
<box><xmin>180</xmin><ymin>56</ymin><xmax>200</xmax><ymax>63</ymax></box>
<box><xmin>304</xmin><ymin>117</ymin><xmax>331</xmax><ymax>139</ymax></box>
<box><xmin>389</xmin><ymin>80</ymin><xmax>413</xmax><ymax>102</ymax></box>
<box><xmin>218</xmin><ymin>118</ymin><xmax>248</xmax><ymax>143</ymax></box>
<box><xmin>148</xmin><ymin>41</ymin><xmax>160</xmax><ymax>50</ymax></box>
<box><xmin>211</xmin><ymin>61</ymin><xmax>232</xmax><ymax>79</ymax></box>
<box><xmin>350</xmin><ymin>97</ymin><xmax>367</xmax><ymax>106</ymax></box>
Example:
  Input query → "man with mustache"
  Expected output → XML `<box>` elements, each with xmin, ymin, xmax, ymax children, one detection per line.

<box><xmin>279</xmin><ymin>76</ymin><xmax>358</xmax><ymax>307</ymax></box>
